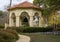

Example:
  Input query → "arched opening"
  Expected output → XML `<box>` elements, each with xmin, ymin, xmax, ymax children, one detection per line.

<box><xmin>33</xmin><ymin>13</ymin><xmax>39</xmax><ymax>27</ymax></box>
<box><xmin>20</xmin><ymin>12</ymin><xmax>30</xmax><ymax>26</ymax></box>
<box><xmin>11</xmin><ymin>13</ymin><xmax>16</xmax><ymax>26</ymax></box>
<box><xmin>22</xmin><ymin>17</ymin><xmax>29</xmax><ymax>26</ymax></box>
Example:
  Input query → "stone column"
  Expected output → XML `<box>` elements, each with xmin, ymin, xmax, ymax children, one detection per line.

<box><xmin>29</xmin><ymin>16</ymin><xmax>33</xmax><ymax>27</ymax></box>
<box><xmin>19</xmin><ymin>18</ymin><xmax>21</xmax><ymax>26</ymax></box>
<box><xmin>39</xmin><ymin>17</ymin><xmax>43</xmax><ymax>27</ymax></box>
<box><xmin>9</xmin><ymin>17</ymin><xmax>13</xmax><ymax>27</ymax></box>
<box><xmin>16</xmin><ymin>16</ymin><xmax>20</xmax><ymax>27</ymax></box>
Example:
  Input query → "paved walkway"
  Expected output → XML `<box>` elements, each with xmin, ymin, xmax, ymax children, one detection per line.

<box><xmin>16</xmin><ymin>34</ymin><xmax>30</xmax><ymax>42</ymax></box>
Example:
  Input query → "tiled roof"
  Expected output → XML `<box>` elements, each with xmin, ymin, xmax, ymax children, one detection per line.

<box><xmin>8</xmin><ymin>1</ymin><xmax>41</xmax><ymax>10</ymax></box>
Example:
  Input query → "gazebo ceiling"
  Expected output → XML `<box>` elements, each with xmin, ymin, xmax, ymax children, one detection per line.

<box><xmin>8</xmin><ymin>1</ymin><xmax>41</xmax><ymax>10</ymax></box>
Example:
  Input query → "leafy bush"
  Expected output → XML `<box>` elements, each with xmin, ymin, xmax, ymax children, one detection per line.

<box><xmin>50</xmin><ymin>24</ymin><xmax>60</xmax><ymax>31</ymax></box>
<box><xmin>23</xmin><ymin>27</ymin><xmax>53</xmax><ymax>33</ymax></box>
<box><xmin>7</xmin><ymin>27</ymin><xmax>53</xmax><ymax>33</ymax></box>
<box><xmin>7</xmin><ymin>27</ymin><xmax>26</xmax><ymax>33</ymax></box>
<box><xmin>0</xmin><ymin>29</ymin><xmax>19</xmax><ymax>42</ymax></box>
<box><xmin>0</xmin><ymin>25</ymin><xmax>4</xmax><ymax>29</ymax></box>
<box><xmin>55</xmin><ymin>24</ymin><xmax>60</xmax><ymax>31</ymax></box>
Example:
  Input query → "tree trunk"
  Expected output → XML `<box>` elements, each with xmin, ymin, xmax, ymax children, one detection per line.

<box><xmin>10</xmin><ymin>0</ymin><xmax>12</xmax><ymax>7</ymax></box>
<box><xmin>45</xmin><ymin>16</ymin><xmax>48</xmax><ymax>26</ymax></box>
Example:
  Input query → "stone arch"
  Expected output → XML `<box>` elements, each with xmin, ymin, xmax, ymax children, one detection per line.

<box><xmin>11</xmin><ymin>13</ymin><xmax>16</xmax><ymax>26</ymax></box>
<box><xmin>20</xmin><ymin>12</ymin><xmax>30</xmax><ymax>26</ymax></box>
<box><xmin>34</xmin><ymin>12</ymin><xmax>39</xmax><ymax>19</ymax></box>
<box><xmin>33</xmin><ymin>12</ymin><xmax>39</xmax><ymax>27</ymax></box>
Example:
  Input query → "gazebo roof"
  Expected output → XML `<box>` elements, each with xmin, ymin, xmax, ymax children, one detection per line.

<box><xmin>8</xmin><ymin>1</ymin><xmax>41</xmax><ymax>10</ymax></box>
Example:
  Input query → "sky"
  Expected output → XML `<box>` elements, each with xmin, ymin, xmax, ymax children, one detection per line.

<box><xmin>0</xmin><ymin>0</ymin><xmax>33</xmax><ymax>11</ymax></box>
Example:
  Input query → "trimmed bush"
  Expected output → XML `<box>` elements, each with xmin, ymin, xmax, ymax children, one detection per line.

<box><xmin>55</xmin><ymin>24</ymin><xmax>60</xmax><ymax>31</ymax></box>
<box><xmin>55</xmin><ymin>27</ymin><xmax>60</xmax><ymax>31</ymax></box>
<box><xmin>23</xmin><ymin>27</ymin><xmax>53</xmax><ymax>33</ymax></box>
<box><xmin>0</xmin><ymin>29</ymin><xmax>19</xmax><ymax>42</ymax></box>
<box><xmin>7</xmin><ymin>27</ymin><xmax>26</xmax><ymax>33</ymax></box>
<box><xmin>7</xmin><ymin>26</ymin><xmax>53</xmax><ymax>33</ymax></box>
<box><xmin>50</xmin><ymin>24</ymin><xmax>60</xmax><ymax>31</ymax></box>
<box><xmin>0</xmin><ymin>25</ymin><xmax>4</xmax><ymax>29</ymax></box>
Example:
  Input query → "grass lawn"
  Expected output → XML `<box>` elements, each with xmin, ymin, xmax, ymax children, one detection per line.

<box><xmin>21</xmin><ymin>33</ymin><xmax>60</xmax><ymax>42</ymax></box>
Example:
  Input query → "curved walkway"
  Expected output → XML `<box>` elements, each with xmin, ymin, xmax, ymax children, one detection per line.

<box><xmin>16</xmin><ymin>34</ymin><xmax>30</xmax><ymax>42</ymax></box>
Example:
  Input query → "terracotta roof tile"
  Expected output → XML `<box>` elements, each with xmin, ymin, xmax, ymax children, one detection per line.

<box><xmin>8</xmin><ymin>1</ymin><xmax>41</xmax><ymax>10</ymax></box>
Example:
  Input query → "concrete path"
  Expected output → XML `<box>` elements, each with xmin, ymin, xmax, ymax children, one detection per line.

<box><xmin>16</xmin><ymin>34</ymin><xmax>30</xmax><ymax>42</ymax></box>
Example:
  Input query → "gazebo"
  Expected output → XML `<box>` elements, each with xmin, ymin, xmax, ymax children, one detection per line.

<box><xmin>8</xmin><ymin>1</ymin><xmax>44</xmax><ymax>27</ymax></box>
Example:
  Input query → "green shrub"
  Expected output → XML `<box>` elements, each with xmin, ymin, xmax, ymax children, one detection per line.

<box><xmin>4</xmin><ymin>29</ymin><xmax>18</xmax><ymax>37</ymax></box>
<box><xmin>7</xmin><ymin>27</ymin><xmax>53</xmax><ymax>33</ymax></box>
<box><xmin>50</xmin><ymin>24</ymin><xmax>60</xmax><ymax>31</ymax></box>
<box><xmin>0</xmin><ymin>25</ymin><xmax>4</xmax><ymax>29</ymax></box>
<box><xmin>55</xmin><ymin>28</ymin><xmax>60</xmax><ymax>31</ymax></box>
<box><xmin>23</xmin><ymin>27</ymin><xmax>53</xmax><ymax>33</ymax></box>
<box><xmin>7</xmin><ymin>27</ymin><xmax>26</xmax><ymax>33</ymax></box>
<box><xmin>0</xmin><ymin>29</ymin><xmax>19</xmax><ymax>42</ymax></box>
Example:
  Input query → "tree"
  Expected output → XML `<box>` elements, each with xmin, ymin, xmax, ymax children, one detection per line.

<box><xmin>0</xmin><ymin>11</ymin><xmax>4</xmax><ymax>16</ymax></box>
<box><xmin>33</xmin><ymin>0</ymin><xmax>60</xmax><ymax>26</ymax></box>
<box><xmin>33</xmin><ymin>0</ymin><xmax>51</xmax><ymax>25</ymax></box>
<box><xmin>46</xmin><ymin>0</ymin><xmax>60</xmax><ymax>12</ymax></box>
<box><xmin>9</xmin><ymin>0</ymin><xmax>22</xmax><ymax>7</ymax></box>
<box><xmin>33</xmin><ymin>0</ymin><xmax>43</xmax><ymax>7</ymax></box>
<box><xmin>0</xmin><ymin>11</ymin><xmax>9</xmax><ymax>26</ymax></box>
<box><xmin>10</xmin><ymin>0</ymin><xmax>12</xmax><ymax>7</ymax></box>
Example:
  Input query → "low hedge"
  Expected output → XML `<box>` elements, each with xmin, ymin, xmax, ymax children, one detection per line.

<box><xmin>0</xmin><ymin>29</ymin><xmax>19</xmax><ymax>42</ymax></box>
<box><xmin>23</xmin><ymin>27</ymin><xmax>53</xmax><ymax>33</ymax></box>
<box><xmin>7</xmin><ymin>27</ymin><xmax>53</xmax><ymax>33</ymax></box>
<box><xmin>50</xmin><ymin>24</ymin><xmax>60</xmax><ymax>31</ymax></box>
<box><xmin>0</xmin><ymin>25</ymin><xmax>4</xmax><ymax>29</ymax></box>
<box><xmin>7</xmin><ymin>27</ymin><xmax>26</xmax><ymax>33</ymax></box>
<box><xmin>55</xmin><ymin>28</ymin><xmax>60</xmax><ymax>31</ymax></box>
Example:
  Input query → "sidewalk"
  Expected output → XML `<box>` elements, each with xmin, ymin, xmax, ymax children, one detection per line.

<box><xmin>16</xmin><ymin>34</ymin><xmax>30</xmax><ymax>42</ymax></box>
